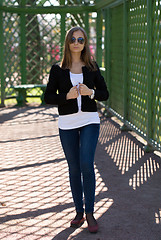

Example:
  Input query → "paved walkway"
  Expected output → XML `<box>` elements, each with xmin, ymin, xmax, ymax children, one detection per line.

<box><xmin>0</xmin><ymin>105</ymin><xmax>161</xmax><ymax>240</ymax></box>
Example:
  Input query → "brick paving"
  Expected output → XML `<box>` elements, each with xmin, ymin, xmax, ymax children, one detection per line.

<box><xmin>0</xmin><ymin>105</ymin><xmax>161</xmax><ymax>240</ymax></box>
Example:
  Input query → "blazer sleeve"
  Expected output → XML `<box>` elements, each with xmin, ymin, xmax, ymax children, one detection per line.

<box><xmin>94</xmin><ymin>64</ymin><xmax>109</xmax><ymax>101</ymax></box>
<box><xmin>44</xmin><ymin>65</ymin><xmax>68</xmax><ymax>105</ymax></box>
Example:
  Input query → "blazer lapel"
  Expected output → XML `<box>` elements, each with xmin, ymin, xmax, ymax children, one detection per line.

<box><xmin>64</xmin><ymin>68</ymin><xmax>73</xmax><ymax>88</ymax></box>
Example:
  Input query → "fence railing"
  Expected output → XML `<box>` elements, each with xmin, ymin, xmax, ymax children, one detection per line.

<box><xmin>98</xmin><ymin>0</ymin><xmax>160</xmax><ymax>152</ymax></box>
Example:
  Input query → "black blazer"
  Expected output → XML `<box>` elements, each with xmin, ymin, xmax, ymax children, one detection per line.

<box><xmin>44</xmin><ymin>64</ymin><xmax>109</xmax><ymax>115</ymax></box>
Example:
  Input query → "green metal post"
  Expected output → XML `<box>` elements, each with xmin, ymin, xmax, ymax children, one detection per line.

<box><xmin>84</xmin><ymin>1</ymin><xmax>90</xmax><ymax>50</ymax></box>
<box><xmin>84</xmin><ymin>11</ymin><xmax>89</xmax><ymax>38</ymax></box>
<box><xmin>144</xmin><ymin>0</ymin><xmax>153</xmax><ymax>152</ymax></box>
<box><xmin>105</xmin><ymin>8</ymin><xmax>111</xmax><ymax>106</ymax></box>
<box><xmin>96</xmin><ymin>9</ymin><xmax>102</xmax><ymax>66</ymax></box>
<box><xmin>0</xmin><ymin>0</ymin><xmax>5</xmax><ymax>107</ymax></box>
<box><xmin>18</xmin><ymin>0</ymin><xmax>27</xmax><ymax>105</ymax></box>
<box><xmin>103</xmin><ymin>8</ymin><xmax>112</xmax><ymax>117</ymax></box>
<box><xmin>121</xmin><ymin>0</ymin><xmax>129</xmax><ymax>131</ymax></box>
<box><xmin>60</xmin><ymin>0</ymin><xmax>65</xmax><ymax>59</ymax></box>
<box><xmin>20</xmin><ymin>1</ymin><xmax>27</xmax><ymax>85</ymax></box>
<box><xmin>123</xmin><ymin>0</ymin><xmax>128</xmax><ymax>120</ymax></box>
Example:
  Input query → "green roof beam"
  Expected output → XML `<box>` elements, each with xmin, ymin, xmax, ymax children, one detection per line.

<box><xmin>95</xmin><ymin>0</ymin><xmax>119</xmax><ymax>10</ymax></box>
<box><xmin>0</xmin><ymin>5</ymin><xmax>96</xmax><ymax>14</ymax></box>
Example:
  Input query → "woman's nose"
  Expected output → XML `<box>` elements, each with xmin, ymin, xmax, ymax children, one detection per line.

<box><xmin>74</xmin><ymin>39</ymin><xmax>78</xmax><ymax>44</ymax></box>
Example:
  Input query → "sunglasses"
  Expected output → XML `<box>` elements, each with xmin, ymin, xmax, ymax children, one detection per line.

<box><xmin>70</xmin><ymin>37</ymin><xmax>85</xmax><ymax>44</ymax></box>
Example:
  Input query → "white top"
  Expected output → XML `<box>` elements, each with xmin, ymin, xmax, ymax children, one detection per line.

<box><xmin>58</xmin><ymin>72</ymin><xmax>100</xmax><ymax>130</ymax></box>
<box><xmin>69</xmin><ymin>72</ymin><xmax>83</xmax><ymax>111</ymax></box>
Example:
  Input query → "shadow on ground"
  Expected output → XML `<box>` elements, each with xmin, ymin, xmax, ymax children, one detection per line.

<box><xmin>0</xmin><ymin>106</ymin><xmax>161</xmax><ymax>240</ymax></box>
<box><xmin>53</xmin><ymin>115</ymin><xmax>161</xmax><ymax>240</ymax></box>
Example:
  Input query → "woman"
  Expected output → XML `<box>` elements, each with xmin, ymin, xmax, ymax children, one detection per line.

<box><xmin>44</xmin><ymin>26</ymin><xmax>109</xmax><ymax>233</ymax></box>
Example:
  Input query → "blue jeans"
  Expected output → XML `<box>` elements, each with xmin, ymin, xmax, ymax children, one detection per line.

<box><xmin>59</xmin><ymin>124</ymin><xmax>100</xmax><ymax>213</ymax></box>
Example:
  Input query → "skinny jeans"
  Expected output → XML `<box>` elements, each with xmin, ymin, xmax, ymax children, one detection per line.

<box><xmin>59</xmin><ymin>123</ymin><xmax>100</xmax><ymax>213</ymax></box>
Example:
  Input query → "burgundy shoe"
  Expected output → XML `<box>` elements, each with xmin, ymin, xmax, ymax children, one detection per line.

<box><xmin>88</xmin><ymin>223</ymin><xmax>98</xmax><ymax>233</ymax></box>
<box><xmin>70</xmin><ymin>217</ymin><xmax>85</xmax><ymax>228</ymax></box>
<box><xmin>86</xmin><ymin>213</ymin><xmax>98</xmax><ymax>233</ymax></box>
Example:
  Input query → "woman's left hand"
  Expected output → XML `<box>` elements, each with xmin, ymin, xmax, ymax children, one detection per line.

<box><xmin>79</xmin><ymin>83</ymin><xmax>93</xmax><ymax>96</ymax></box>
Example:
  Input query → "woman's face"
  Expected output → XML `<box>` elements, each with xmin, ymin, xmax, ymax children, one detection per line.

<box><xmin>69</xmin><ymin>30</ymin><xmax>85</xmax><ymax>54</ymax></box>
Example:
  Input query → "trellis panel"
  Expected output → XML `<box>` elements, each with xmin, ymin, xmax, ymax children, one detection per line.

<box><xmin>0</xmin><ymin>0</ymin><xmax>96</xmax><ymax>101</ymax></box>
<box><xmin>128</xmin><ymin>0</ymin><xmax>148</xmax><ymax>135</ymax></box>
<box><xmin>151</xmin><ymin>0</ymin><xmax>161</xmax><ymax>148</ymax></box>
<box><xmin>26</xmin><ymin>13</ymin><xmax>61</xmax><ymax>84</ymax></box>
<box><xmin>103</xmin><ymin>0</ymin><xmax>160</xmax><ymax>151</ymax></box>
<box><xmin>3</xmin><ymin>12</ymin><xmax>21</xmax><ymax>97</ymax></box>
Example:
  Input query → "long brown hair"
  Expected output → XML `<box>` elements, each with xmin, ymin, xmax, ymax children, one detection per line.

<box><xmin>60</xmin><ymin>26</ymin><xmax>97</xmax><ymax>71</ymax></box>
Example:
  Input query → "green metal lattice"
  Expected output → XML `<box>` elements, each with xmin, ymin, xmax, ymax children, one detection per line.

<box><xmin>151</xmin><ymin>0</ymin><xmax>161</xmax><ymax>148</ymax></box>
<box><xmin>128</xmin><ymin>0</ymin><xmax>148</xmax><ymax>136</ymax></box>
<box><xmin>105</xmin><ymin>0</ymin><xmax>161</xmax><ymax>151</ymax></box>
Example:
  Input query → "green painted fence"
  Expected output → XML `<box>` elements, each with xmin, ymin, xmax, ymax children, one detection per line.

<box><xmin>102</xmin><ymin>0</ymin><xmax>160</xmax><ymax>152</ymax></box>
<box><xmin>0</xmin><ymin>0</ymin><xmax>93</xmax><ymax>105</ymax></box>
<box><xmin>0</xmin><ymin>0</ymin><xmax>160</xmax><ymax>152</ymax></box>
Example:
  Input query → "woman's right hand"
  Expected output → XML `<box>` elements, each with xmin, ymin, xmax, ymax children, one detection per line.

<box><xmin>66</xmin><ymin>86</ymin><xmax>79</xmax><ymax>100</ymax></box>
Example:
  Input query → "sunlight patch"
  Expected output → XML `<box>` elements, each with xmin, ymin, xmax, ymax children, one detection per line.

<box><xmin>155</xmin><ymin>209</ymin><xmax>161</xmax><ymax>224</ymax></box>
<box><xmin>106</xmin><ymin>135</ymin><xmax>144</xmax><ymax>174</ymax></box>
<box><xmin>129</xmin><ymin>157</ymin><xmax>160</xmax><ymax>190</ymax></box>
